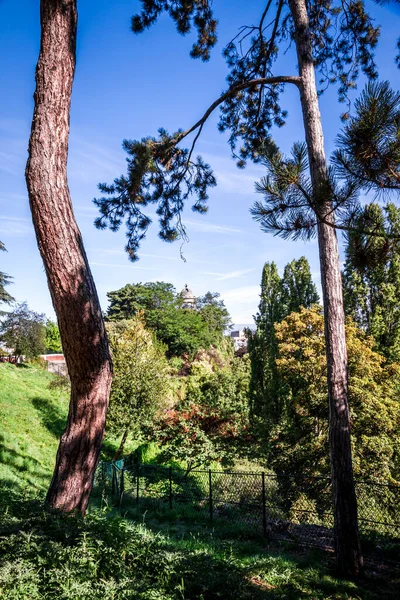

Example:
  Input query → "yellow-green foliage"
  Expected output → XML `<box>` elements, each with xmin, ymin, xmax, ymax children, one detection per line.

<box><xmin>274</xmin><ymin>306</ymin><xmax>400</xmax><ymax>481</ymax></box>
<box><xmin>106</xmin><ymin>316</ymin><xmax>170</xmax><ymax>447</ymax></box>
<box><xmin>0</xmin><ymin>363</ymin><xmax>68</xmax><ymax>491</ymax></box>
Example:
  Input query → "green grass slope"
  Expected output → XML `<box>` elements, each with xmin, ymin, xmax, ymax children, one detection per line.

<box><xmin>0</xmin><ymin>363</ymin><xmax>68</xmax><ymax>491</ymax></box>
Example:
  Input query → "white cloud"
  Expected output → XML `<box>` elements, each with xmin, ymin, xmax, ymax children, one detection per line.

<box><xmin>184</xmin><ymin>218</ymin><xmax>243</xmax><ymax>235</ymax></box>
<box><xmin>203</xmin><ymin>268</ymin><xmax>255</xmax><ymax>281</ymax></box>
<box><xmin>0</xmin><ymin>215</ymin><xmax>30</xmax><ymax>222</ymax></box>
<box><xmin>220</xmin><ymin>285</ymin><xmax>260</xmax><ymax>304</ymax></box>
<box><xmin>90</xmin><ymin>261</ymin><xmax>157</xmax><ymax>270</ymax></box>
<box><xmin>0</xmin><ymin>215</ymin><xmax>33</xmax><ymax>237</ymax></box>
<box><xmin>202</xmin><ymin>152</ymin><xmax>264</xmax><ymax>196</ymax></box>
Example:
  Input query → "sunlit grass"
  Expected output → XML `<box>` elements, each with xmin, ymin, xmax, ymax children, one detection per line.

<box><xmin>0</xmin><ymin>363</ymin><xmax>68</xmax><ymax>491</ymax></box>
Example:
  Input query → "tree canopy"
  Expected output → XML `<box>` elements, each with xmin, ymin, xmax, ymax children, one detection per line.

<box><xmin>274</xmin><ymin>306</ymin><xmax>400</xmax><ymax>483</ymax></box>
<box><xmin>0</xmin><ymin>301</ymin><xmax>46</xmax><ymax>358</ymax></box>
<box><xmin>0</xmin><ymin>242</ymin><xmax>14</xmax><ymax>309</ymax></box>
<box><xmin>248</xmin><ymin>257</ymin><xmax>318</xmax><ymax>422</ymax></box>
<box><xmin>343</xmin><ymin>202</ymin><xmax>400</xmax><ymax>361</ymax></box>
<box><xmin>106</xmin><ymin>282</ymin><xmax>231</xmax><ymax>357</ymax></box>
<box><xmin>106</xmin><ymin>316</ymin><xmax>170</xmax><ymax>458</ymax></box>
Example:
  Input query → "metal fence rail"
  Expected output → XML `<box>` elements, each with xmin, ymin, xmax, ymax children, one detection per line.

<box><xmin>96</xmin><ymin>461</ymin><xmax>400</xmax><ymax>552</ymax></box>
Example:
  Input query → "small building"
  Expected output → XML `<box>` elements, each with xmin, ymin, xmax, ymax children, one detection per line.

<box><xmin>41</xmin><ymin>354</ymin><xmax>67</xmax><ymax>376</ymax></box>
<box><xmin>180</xmin><ymin>284</ymin><xmax>196</xmax><ymax>309</ymax></box>
<box><xmin>230</xmin><ymin>329</ymin><xmax>247</xmax><ymax>351</ymax></box>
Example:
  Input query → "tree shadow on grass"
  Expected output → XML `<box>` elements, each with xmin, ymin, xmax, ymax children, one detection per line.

<box><xmin>0</xmin><ymin>433</ymin><xmax>51</xmax><ymax>491</ymax></box>
<box><xmin>31</xmin><ymin>396</ymin><xmax>67</xmax><ymax>439</ymax></box>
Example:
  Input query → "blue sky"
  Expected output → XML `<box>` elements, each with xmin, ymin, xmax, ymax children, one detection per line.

<box><xmin>0</xmin><ymin>0</ymin><xmax>399</xmax><ymax>324</ymax></box>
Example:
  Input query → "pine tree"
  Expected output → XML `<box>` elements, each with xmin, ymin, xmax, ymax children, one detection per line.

<box><xmin>343</xmin><ymin>203</ymin><xmax>400</xmax><ymax>361</ymax></box>
<box><xmin>25</xmin><ymin>0</ymin><xmax>112</xmax><ymax>513</ymax></box>
<box><xmin>334</xmin><ymin>81</ymin><xmax>400</xmax><ymax>193</ymax></box>
<box><xmin>91</xmin><ymin>0</ymin><xmax>398</xmax><ymax>574</ymax></box>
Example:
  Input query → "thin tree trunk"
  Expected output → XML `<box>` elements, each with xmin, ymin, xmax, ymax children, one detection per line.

<box><xmin>288</xmin><ymin>0</ymin><xmax>363</xmax><ymax>576</ymax></box>
<box><xmin>26</xmin><ymin>0</ymin><xmax>113</xmax><ymax>514</ymax></box>
<box><xmin>113</xmin><ymin>429</ymin><xmax>129</xmax><ymax>462</ymax></box>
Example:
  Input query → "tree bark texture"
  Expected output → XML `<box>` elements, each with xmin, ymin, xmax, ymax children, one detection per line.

<box><xmin>288</xmin><ymin>0</ymin><xmax>363</xmax><ymax>576</ymax></box>
<box><xmin>26</xmin><ymin>0</ymin><xmax>113</xmax><ymax>514</ymax></box>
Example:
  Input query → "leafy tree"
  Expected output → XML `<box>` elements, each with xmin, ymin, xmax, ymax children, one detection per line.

<box><xmin>247</xmin><ymin>262</ymin><xmax>282</xmax><ymax>422</ymax></box>
<box><xmin>274</xmin><ymin>306</ymin><xmax>400</xmax><ymax>486</ymax></box>
<box><xmin>281</xmin><ymin>257</ymin><xmax>319</xmax><ymax>315</ymax></box>
<box><xmin>151</xmin><ymin>356</ymin><xmax>251</xmax><ymax>472</ymax></box>
<box><xmin>44</xmin><ymin>319</ymin><xmax>62</xmax><ymax>354</ymax></box>
<box><xmin>150</xmin><ymin>306</ymin><xmax>213</xmax><ymax>357</ymax></box>
<box><xmin>92</xmin><ymin>0</ymin><xmax>396</xmax><ymax>571</ymax></box>
<box><xmin>0</xmin><ymin>242</ymin><xmax>14</xmax><ymax>308</ymax></box>
<box><xmin>106</xmin><ymin>317</ymin><xmax>169</xmax><ymax>461</ymax></box>
<box><xmin>107</xmin><ymin>282</ymin><xmax>230</xmax><ymax>357</ymax></box>
<box><xmin>196</xmin><ymin>291</ymin><xmax>232</xmax><ymax>337</ymax></box>
<box><xmin>342</xmin><ymin>203</ymin><xmax>400</xmax><ymax>361</ymax></box>
<box><xmin>25</xmin><ymin>0</ymin><xmax>112</xmax><ymax>513</ymax></box>
<box><xmin>248</xmin><ymin>257</ymin><xmax>318</xmax><ymax>423</ymax></box>
<box><xmin>107</xmin><ymin>282</ymin><xmax>176</xmax><ymax>320</ymax></box>
<box><xmin>0</xmin><ymin>301</ymin><xmax>46</xmax><ymax>358</ymax></box>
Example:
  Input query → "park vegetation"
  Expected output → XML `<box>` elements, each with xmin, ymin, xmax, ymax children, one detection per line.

<box><xmin>1</xmin><ymin>0</ymin><xmax>399</xmax><ymax>585</ymax></box>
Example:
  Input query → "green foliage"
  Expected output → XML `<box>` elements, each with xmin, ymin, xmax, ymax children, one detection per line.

<box><xmin>0</xmin><ymin>241</ymin><xmax>14</xmax><ymax>308</ymax></box>
<box><xmin>273</xmin><ymin>306</ymin><xmax>400</xmax><ymax>482</ymax></box>
<box><xmin>107</xmin><ymin>281</ymin><xmax>231</xmax><ymax>357</ymax></box>
<box><xmin>251</xmin><ymin>141</ymin><xmax>361</xmax><ymax>241</ymax></box>
<box><xmin>151</xmin><ymin>356</ymin><xmax>251</xmax><ymax>471</ymax></box>
<box><xmin>0</xmin><ymin>301</ymin><xmax>46</xmax><ymax>358</ymax></box>
<box><xmin>0</xmin><ymin>362</ymin><xmax>68</xmax><ymax>491</ymax></box>
<box><xmin>2</xmin><ymin>491</ymin><xmax>394</xmax><ymax>600</ymax></box>
<box><xmin>343</xmin><ymin>203</ymin><xmax>400</xmax><ymax>361</ymax></box>
<box><xmin>196</xmin><ymin>291</ymin><xmax>232</xmax><ymax>337</ymax></box>
<box><xmin>94</xmin><ymin>1</ymin><xmax>384</xmax><ymax>257</ymax></box>
<box><xmin>94</xmin><ymin>133</ymin><xmax>216</xmax><ymax>261</ymax></box>
<box><xmin>44</xmin><ymin>320</ymin><xmax>62</xmax><ymax>354</ymax></box>
<box><xmin>281</xmin><ymin>257</ymin><xmax>320</xmax><ymax>315</ymax></box>
<box><xmin>248</xmin><ymin>258</ymin><xmax>318</xmax><ymax>424</ymax></box>
<box><xmin>107</xmin><ymin>281</ymin><xmax>176</xmax><ymax>320</ymax></box>
<box><xmin>334</xmin><ymin>81</ymin><xmax>400</xmax><ymax>193</ymax></box>
<box><xmin>106</xmin><ymin>317</ymin><xmax>169</xmax><ymax>453</ymax></box>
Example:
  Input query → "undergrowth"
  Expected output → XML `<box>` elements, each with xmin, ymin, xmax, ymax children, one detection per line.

<box><xmin>0</xmin><ymin>488</ymin><xmax>399</xmax><ymax>600</ymax></box>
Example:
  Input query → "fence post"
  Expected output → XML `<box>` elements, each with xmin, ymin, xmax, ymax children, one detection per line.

<box><xmin>136</xmin><ymin>464</ymin><xmax>140</xmax><ymax>505</ymax></box>
<box><xmin>209</xmin><ymin>469</ymin><xmax>213</xmax><ymax>523</ymax></box>
<box><xmin>169</xmin><ymin>466</ymin><xmax>173</xmax><ymax>509</ymax></box>
<box><xmin>119</xmin><ymin>467</ymin><xmax>125</xmax><ymax>509</ymax></box>
<box><xmin>261</xmin><ymin>472</ymin><xmax>267</xmax><ymax>536</ymax></box>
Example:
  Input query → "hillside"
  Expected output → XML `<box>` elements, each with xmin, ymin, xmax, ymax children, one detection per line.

<box><xmin>0</xmin><ymin>362</ymin><xmax>69</xmax><ymax>491</ymax></box>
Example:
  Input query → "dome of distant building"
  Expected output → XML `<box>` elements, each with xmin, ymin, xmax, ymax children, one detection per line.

<box><xmin>180</xmin><ymin>284</ymin><xmax>196</xmax><ymax>309</ymax></box>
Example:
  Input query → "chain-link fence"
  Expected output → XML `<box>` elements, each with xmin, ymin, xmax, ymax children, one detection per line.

<box><xmin>96</xmin><ymin>461</ymin><xmax>400</xmax><ymax>553</ymax></box>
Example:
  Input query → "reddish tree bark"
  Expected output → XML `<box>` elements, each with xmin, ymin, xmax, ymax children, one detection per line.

<box><xmin>289</xmin><ymin>0</ymin><xmax>363</xmax><ymax>576</ymax></box>
<box><xmin>26</xmin><ymin>0</ymin><xmax>113</xmax><ymax>513</ymax></box>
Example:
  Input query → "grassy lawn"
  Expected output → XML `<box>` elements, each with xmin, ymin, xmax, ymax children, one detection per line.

<box><xmin>0</xmin><ymin>490</ymin><xmax>399</xmax><ymax>599</ymax></box>
<box><xmin>0</xmin><ymin>362</ymin><xmax>398</xmax><ymax>599</ymax></box>
<box><xmin>0</xmin><ymin>362</ymin><xmax>69</xmax><ymax>491</ymax></box>
<box><xmin>0</xmin><ymin>362</ymin><xmax>133</xmax><ymax>490</ymax></box>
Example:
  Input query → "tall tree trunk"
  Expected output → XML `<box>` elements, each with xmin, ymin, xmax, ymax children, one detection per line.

<box><xmin>26</xmin><ymin>0</ymin><xmax>113</xmax><ymax>514</ymax></box>
<box><xmin>288</xmin><ymin>0</ymin><xmax>363</xmax><ymax>576</ymax></box>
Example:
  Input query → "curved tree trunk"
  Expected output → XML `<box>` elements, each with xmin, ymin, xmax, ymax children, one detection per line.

<box><xmin>288</xmin><ymin>0</ymin><xmax>363</xmax><ymax>576</ymax></box>
<box><xmin>26</xmin><ymin>0</ymin><xmax>113</xmax><ymax>514</ymax></box>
